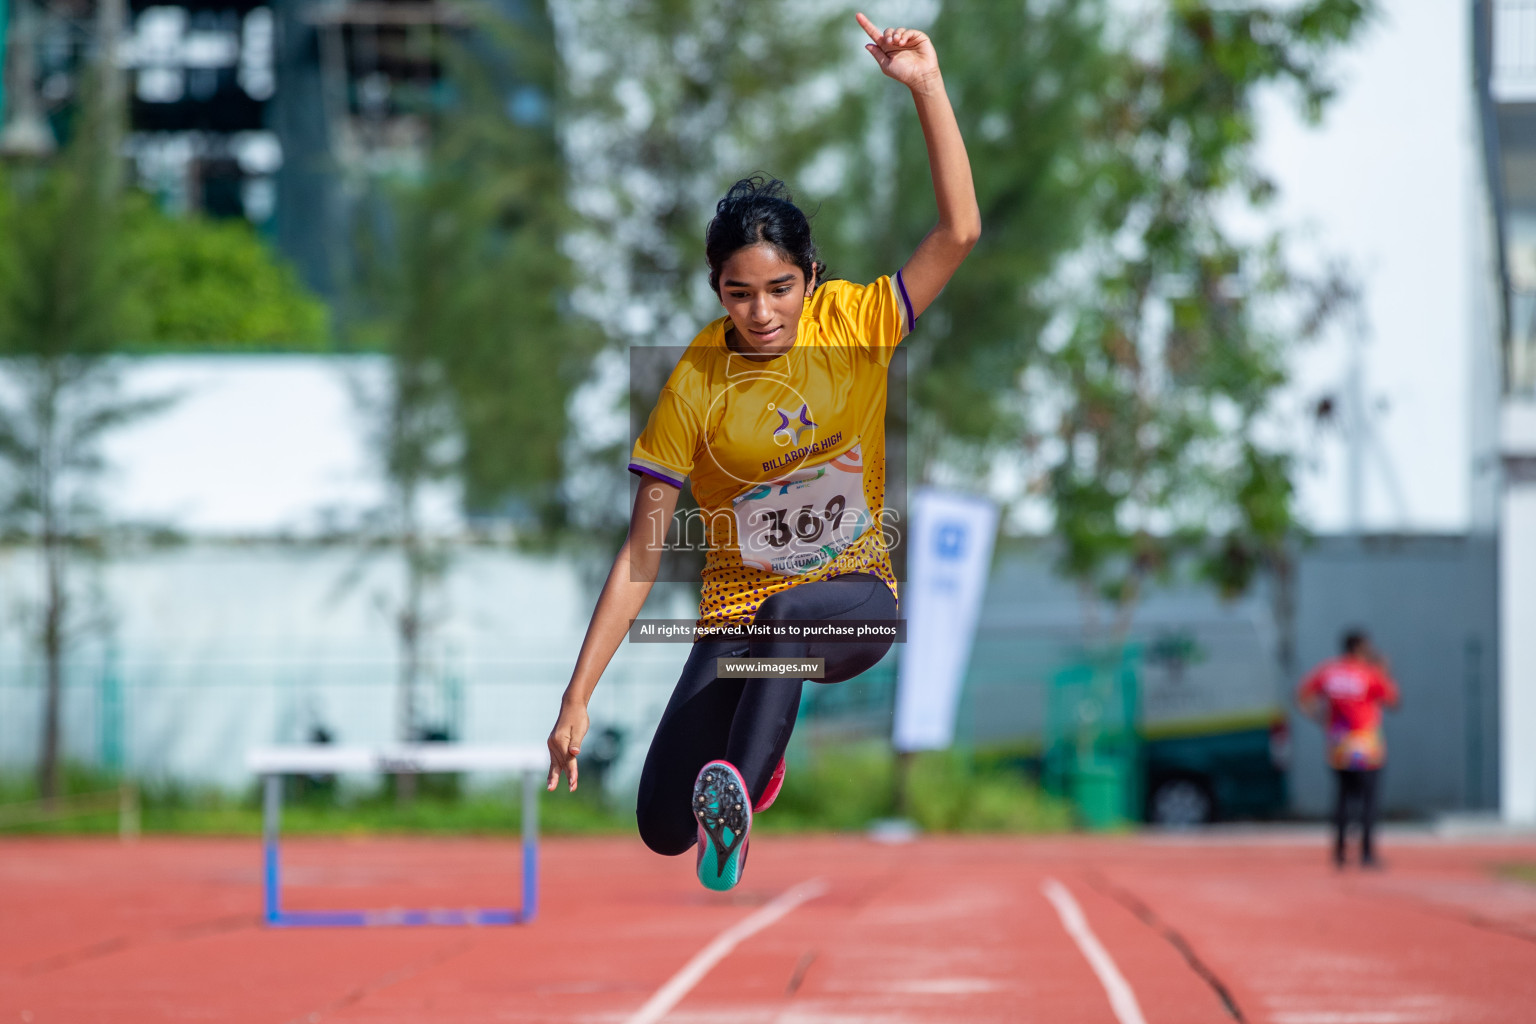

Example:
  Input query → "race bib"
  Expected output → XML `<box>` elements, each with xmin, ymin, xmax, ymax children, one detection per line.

<box><xmin>1330</xmin><ymin>728</ymin><xmax>1383</xmax><ymax>770</ymax></box>
<box><xmin>733</xmin><ymin>446</ymin><xmax>872</xmax><ymax>576</ymax></box>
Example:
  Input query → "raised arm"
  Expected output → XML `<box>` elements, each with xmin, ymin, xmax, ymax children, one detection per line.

<box><xmin>858</xmin><ymin>12</ymin><xmax>980</xmax><ymax>319</ymax></box>
<box><xmin>546</xmin><ymin>478</ymin><xmax>681</xmax><ymax>791</ymax></box>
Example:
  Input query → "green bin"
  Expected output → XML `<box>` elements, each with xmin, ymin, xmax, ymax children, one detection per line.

<box><xmin>1044</xmin><ymin>645</ymin><xmax>1142</xmax><ymax>830</ymax></box>
<box><xmin>1070</xmin><ymin>762</ymin><xmax>1129</xmax><ymax>830</ymax></box>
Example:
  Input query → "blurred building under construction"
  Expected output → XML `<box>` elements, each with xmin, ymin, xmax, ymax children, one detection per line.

<box><xmin>0</xmin><ymin>0</ymin><xmax>531</xmax><ymax>295</ymax></box>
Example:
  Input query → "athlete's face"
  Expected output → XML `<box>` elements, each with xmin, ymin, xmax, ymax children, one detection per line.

<box><xmin>717</xmin><ymin>243</ymin><xmax>814</xmax><ymax>358</ymax></box>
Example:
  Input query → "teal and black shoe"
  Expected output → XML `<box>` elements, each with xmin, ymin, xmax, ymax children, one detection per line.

<box><xmin>693</xmin><ymin>760</ymin><xmax>752</xmax><ymax>892</ymax></box>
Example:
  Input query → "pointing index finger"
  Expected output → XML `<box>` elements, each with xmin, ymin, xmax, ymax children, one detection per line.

<box><xmin>855</xmin><ymin>11</ymin><xmax>883</xmax><ymax>44</ymax></box>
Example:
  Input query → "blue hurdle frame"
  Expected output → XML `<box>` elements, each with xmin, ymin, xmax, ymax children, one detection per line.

<box><xmin>260</xmin><ymin>769</ymin><xmax>538</xmax><ymax>927</ymax></box>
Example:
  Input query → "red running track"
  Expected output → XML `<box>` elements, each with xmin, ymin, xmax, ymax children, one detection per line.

<box><xmin>4</xmin><ymin>831</ymin><xmax>1536</xmax><ymax>1023</ymax></box>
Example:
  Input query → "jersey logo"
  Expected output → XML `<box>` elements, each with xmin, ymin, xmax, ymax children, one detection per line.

<box><xmin>1322</xmin><ymin>670</ymin><xmax>1367</xmax><ymax>699</ymax></box>
<box><xmin>773</xmin><ymin>404</ymin><xmax>817</xmax><ymax>447</ymax></box>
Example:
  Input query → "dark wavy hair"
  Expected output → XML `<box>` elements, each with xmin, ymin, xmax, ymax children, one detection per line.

<box><xmin>705</xmin><ymin>175</ymin><xmax>828</xmax><ymax>295</ymax></box>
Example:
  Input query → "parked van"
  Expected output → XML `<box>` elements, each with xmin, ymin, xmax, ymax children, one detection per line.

<box><xmin>1136</xmin><ymin>626</ymin><xmax>1289</xmax><ymax>824</ymax></box>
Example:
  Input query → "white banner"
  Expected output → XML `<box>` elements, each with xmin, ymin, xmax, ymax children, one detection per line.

<box><xmin>892</xmin><ymin>489</ymin><xmax>999</xmax><ymax>752</ymax></box>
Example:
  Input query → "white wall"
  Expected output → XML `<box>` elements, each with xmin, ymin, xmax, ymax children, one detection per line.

<box><xmin>1501</xmin><ymin>402</ymin><xmax>1536</xmax><ymax>821</ymax></box>
<box><xmin>1501</xmin><ymin>485</ymin><xmax>1536</xmax><ymax>821</ymax></box>
<box><xmin>1256</xmin><ymin>3</ymin><xmax>1485</xmax><ymax>534</ymax></box>
<box><xmin>96</xmin><ymin>354</ymin><xmax>462</xmax><ymax>537</ymax></box>
<box><xmin>0</xmin><ymin>543</ymin><xmax>698</xmax><ymax>793</ymax></box>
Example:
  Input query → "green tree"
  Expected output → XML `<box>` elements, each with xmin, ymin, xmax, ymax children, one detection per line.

<box><xmin>556</xmin><ymin>0</ymin><xmax>866</xmax><ymax>346</ymax></box>
<box><xmin>0</xmin><ymin>54</ymin><xmax>324</xmax><ymax>800</ymax></box>
<box><xmin>345</xmin><ymin>2</ymin><xmax>598</xmax><ymax>755</ymax></box>
<box><xmin>0</xmin><ymin>85</ymin><xmax>166</xmax><ymax>802</ymax></box>
<box><xmin>856</xmin><ymin>0</ymin><xmax>1120</xmax><ymax>473</ymax></box>
<box><xmin>119</xmin><ymin>206</ymin><xmax>329</xmax><ymax>351</ymax></box>
<box><xmin>1026</xmin><ymin>0</ymin><xmax>1370</xmax><ymax>627</ymax></box>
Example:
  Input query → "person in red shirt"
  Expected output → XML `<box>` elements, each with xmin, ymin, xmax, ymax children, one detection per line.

<box><xmin>1298</xmin><ymin>629</ymin><xmax>1401</xmax><ymax>868</ymax></box>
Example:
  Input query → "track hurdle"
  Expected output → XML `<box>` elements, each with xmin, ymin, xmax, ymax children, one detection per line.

<box><xmin>246</xmin><ymin>744</ymin><xmax>546</xmax><ymax>927</ymax></box>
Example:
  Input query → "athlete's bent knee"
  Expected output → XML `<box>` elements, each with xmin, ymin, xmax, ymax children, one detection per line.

<box><xmin>635</xmin><ymin>804</ymin><xmax>696</xmax><ymax>857</ymax></box>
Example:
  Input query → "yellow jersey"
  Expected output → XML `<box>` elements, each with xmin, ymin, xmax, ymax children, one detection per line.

<box><xmin>629</xmin><ymin>273</ymin><xmax>913</xmax><ymax>627</ymax></box>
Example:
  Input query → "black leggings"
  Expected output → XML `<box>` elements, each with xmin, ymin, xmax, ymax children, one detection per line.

<box><xmin>636</xmin><ymin>572</ymin><xmax>897</xmax><ymax>856</ymax></box>
<box><xmin>1333</xmin><ymin>768</ymin><xmax>1381</xmax><ymax>863</ymax></box>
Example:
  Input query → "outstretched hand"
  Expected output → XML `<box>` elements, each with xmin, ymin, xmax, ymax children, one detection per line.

<box><xmin>857</xmin><ymin>12</ymin><xmax>940</xmax><ymax>90</ymax></box>
<box><xmin>546</xmin><ymin>702</ymin><xmax>589</xmax><ymax>793</ymax></box>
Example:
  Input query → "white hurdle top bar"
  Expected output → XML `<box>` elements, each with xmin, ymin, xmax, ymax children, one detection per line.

<box><xmin>247</xmin><ymin>744</ymin><xmax>548</xmax><ymax>775</ymax></box>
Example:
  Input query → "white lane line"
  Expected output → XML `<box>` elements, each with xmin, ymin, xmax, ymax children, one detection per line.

<box><xmin>624</xmin><ymin>877</ymin><xmax>829</xmax><ymax>1024</ymax></box>
<box><xmin>1042</xmin><ymin>877</ymin><xmax>1149</xmax><ymax>1024</ymax></box>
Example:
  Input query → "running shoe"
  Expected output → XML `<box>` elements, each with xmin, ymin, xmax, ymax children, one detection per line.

<box><xmin>754</xmin><ymin>757</ymin><xmax>786</xmax><ymax>812</ymax></box>
<box><xmin>693</xmin><ymin>760</ymin><xmax>752</xmax><ymax>891</ymax></box>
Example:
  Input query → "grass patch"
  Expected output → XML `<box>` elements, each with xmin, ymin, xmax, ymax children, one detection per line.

<box><xmin>1499</xmin><ymin>863</ymin><xmax>1536</xmax><ymax>886</ymax></box>
<box><xmin>0</xmin><ymin>764</ymin><xmax>631</xmax><ymax>837</ymax></box>
<box><xmin>761</xmin><ymin>744</ymin><xmax>1072</xmax><ymax>834</ymax></box>
<box><xmin>1</xmin><ymin>749</ymin><xmax>1073</xmax><ymax>838</ymax></box>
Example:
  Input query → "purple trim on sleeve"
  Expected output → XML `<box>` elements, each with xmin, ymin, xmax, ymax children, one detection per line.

<box><xmin>628</xmin><ymin>463</ymin><xmax>686</xmax><ymax>488</ymax></box>
<box><xmin>894</xmin><ymin>270</ymin><xmax>917</xmax><ymax>334</ymax></box>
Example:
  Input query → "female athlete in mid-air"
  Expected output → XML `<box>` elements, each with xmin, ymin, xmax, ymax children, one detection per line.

<box><xmin>546</xmin><ymin>12</ymin><xmax>979</xmax><ymax>890</ymax></box>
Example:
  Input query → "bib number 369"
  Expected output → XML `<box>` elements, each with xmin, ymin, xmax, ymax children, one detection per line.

<box><xmin>733</xmin><ymin>446</ymin><xmax>871</xmax><ymax>576</ymax></box>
